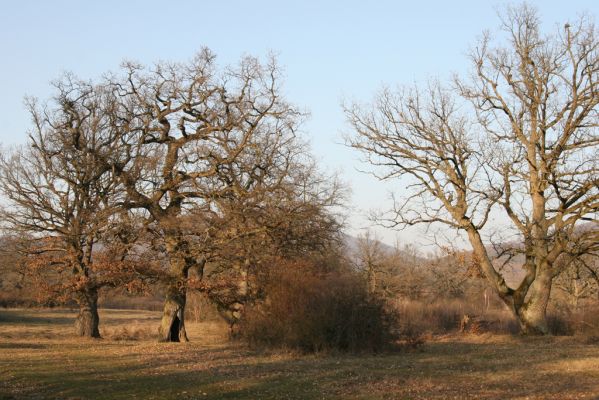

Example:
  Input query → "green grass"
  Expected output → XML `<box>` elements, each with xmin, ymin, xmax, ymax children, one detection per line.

<box><xmin>1</xmin><ymin>308</ymin><xmax>598</xmax><ymax>399</ymax></box>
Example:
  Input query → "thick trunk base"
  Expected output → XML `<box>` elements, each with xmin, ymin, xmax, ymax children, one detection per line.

<box><xmin>515</xmin><ymin>270</ymin><xmax>553</xmax><ymax>335</ymax></box>
<box><xmin>74</xmin><ymin>289</ymin><xmax>100</xmax><ymax>338</ymax></box>
<box><xmin>159</xmin><ymin>287</ymin><xmax>188</xmax><ymax>342</ymax></box>
<box><xmin>518</xmin><ymin>307</ymin><xmax>550</xmax><ymax>335</ymax></box>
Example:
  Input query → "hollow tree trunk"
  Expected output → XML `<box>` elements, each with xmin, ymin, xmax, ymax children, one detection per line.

<box><xmin>74</xmin><ymin>287</ymin><xmax>100</xmax><ymax>338</ymax></box>
<box><xmin>159</xmin><ymin>234</ymin><xmax>189</xmax><ymax>342</ymax></box>
<box><xmin>158</xmin><ymin>283</ymin><xmax>188</xmax><ymax>342</ymax></box>
<box><xmin>516</xmin><ymin>268</ymin><xmax>553</xmax><ymax>335</ymax></box>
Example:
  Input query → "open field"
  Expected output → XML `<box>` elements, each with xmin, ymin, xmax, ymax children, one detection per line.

<box><xmin>1</xmin><ymin>309</ymin><xmax>599</xmax><ymax>399</ymax></box>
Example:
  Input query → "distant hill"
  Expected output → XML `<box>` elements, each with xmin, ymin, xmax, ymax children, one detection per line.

<box><xmin>341</xmin><ymin>233</ymin><xmax>427</xmax><ymax>264</ymax></box>
<box><xmin>341</xmin><ymin>233</ymin><xmax>395</xmax><ymax>256</ymax></box>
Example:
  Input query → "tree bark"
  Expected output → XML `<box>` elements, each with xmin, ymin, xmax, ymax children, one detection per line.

<box><xmin>74</xmin><ymin>287</ymin><xmax>100</xmax><ymax>338</ymax></box>
<box><xmin>517</xmin><ymin>267</ymin><xmax>553</xmax><ymax>335</ymax></box>
<box><xmin>159</xmin><ymin>234</ymin><xmax>190</xmax><ymax>342</ymax></box>
<box><xmin>466</xmin><ymin>227</ymin><xmax>553</xmax><ymax>335</ymax></box>
<box><xmin>158</xmin><ymin>284</ymin><xmax>188</xmax><ymax>342</ymax></box>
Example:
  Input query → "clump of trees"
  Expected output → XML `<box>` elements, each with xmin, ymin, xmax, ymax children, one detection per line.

<box><xmin>346</xmin><ymin>4</ymin><xmax>599</xmax><ymax>334</ymax></box>
<box><xmin>0</xmin><ymin>50</ymin><xmax>343</xmax><ymax>341</ymax></box>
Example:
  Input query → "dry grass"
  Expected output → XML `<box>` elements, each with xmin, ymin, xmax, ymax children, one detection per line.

<box><xmin>1</xmin><ymin>308</ymin><xmax>599</xmax><ymax>399</ymax></box>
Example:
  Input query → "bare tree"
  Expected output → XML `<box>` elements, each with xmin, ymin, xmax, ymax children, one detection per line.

<box><xmin>346</xmin><ymin>4</ymin><xmax>599</xmax><ymax>334</ymax></box>
<box><xmin>355</xmin><ymin>231</ymin><xmax>384</xmax><ymax>296</ymax></box>
<box><xmin>554</xmin><ymin>255</ymin><xmax>599</xmax><ymax>307</ymax></box>
<box><xmin>101</xmin><ymin>49</ymin><xmax>307</xmax><ymax>341</ymax></box>
<box><xmin>0</xmin><ymin>77</ymin><xmax>123</xmax><ymax>337</ymax></box>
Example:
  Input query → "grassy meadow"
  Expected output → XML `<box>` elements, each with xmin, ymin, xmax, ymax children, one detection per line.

<box><xmin>1</xmin><ymin>308</ymin><xmax>599</xmax><ymax>399</ymax></box>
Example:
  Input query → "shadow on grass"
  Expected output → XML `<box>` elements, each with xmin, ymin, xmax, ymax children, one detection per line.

<box><xmin>0</xmin><ymin>309</ymin><xmax>74</xmax><ymax>326</ymax></box>
<box><xmin>0</xmin><ymin>342</ymin><xmax>46</xmax><ymax>349</ymax></box>
<box><xmin>2</xmin><ymin>339</ymin><xmax>598</xmax><ymax>400</ymax></box>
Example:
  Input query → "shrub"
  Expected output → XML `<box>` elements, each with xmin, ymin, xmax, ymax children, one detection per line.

<box><xmin>394</xmin><ymin>299</ymin><xmax>520</xmax><ymax>335</ymax></box>
<box><xmin>548</xmin><ymin>304</ymin><xmax>599</xmax><ymax>337</ymax></box>
<box><xmin>546</xmin><ymin>313</ymin><xmax>575</xmax><ymax>336</ymax></box>
<box><xmin>238</xmin><ymin>259</ymin><xmax>400</xmax><ymax>353</ymax></box>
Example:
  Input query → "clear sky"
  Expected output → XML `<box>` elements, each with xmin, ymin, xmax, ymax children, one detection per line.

<box><xmin>1</xmin><ymin>1</ymin><xmax>597</xmax><ymax>248</ymax></box>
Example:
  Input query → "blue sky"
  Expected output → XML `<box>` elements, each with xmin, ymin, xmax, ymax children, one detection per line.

<box><xmin>1</xmin><ymin>1</ymin><xmax>596</xmax><ymax>248</ymax></box>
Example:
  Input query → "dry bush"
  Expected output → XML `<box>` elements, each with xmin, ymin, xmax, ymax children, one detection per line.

<box><xmin>572</xmin><ymin>305</ymin><xmax>599</xmax><ymax>337</ymax></box>
<box><xmin>546</xmin><ymin>304</ymin><xmax>599</xmax><ymax>338</ymax></box>
<box><xmin>546</xmin><ymin>313</ymin><xmax>575</xmax><ymax>336</ymax></box>
<box><xmin>396</xmin><ymin>300</ymin><xmax>468</xmax><ymax>335</ymax></box>
<box><xmin>395</xmin><ymin>299</ymin><xmax>520</xmax><ymax>335</ymax></box>
<box><xmin>238</xmin><ymin>260</ymin><xmax>401</xmax><ymax>353</ymax></box>
<box><xmin>395</xmin><ymin>298</ymin><xmax>599</xmax><ymax>336</ymax></box>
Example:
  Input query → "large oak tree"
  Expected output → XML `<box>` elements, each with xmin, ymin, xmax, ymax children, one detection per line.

<box><xmin>0</xmin><ymin>77</ymin><xmax>124</xmax><ymax>337</ymax></box>
<box><xmin>346</xmin><ymin>5</ymin><xmax>599</xmax><ymax>334</ymax></box>
<box><xmin>101</xmin><ymin>50</ymin><xmax>309</xmax><ymax>341</ymax></box>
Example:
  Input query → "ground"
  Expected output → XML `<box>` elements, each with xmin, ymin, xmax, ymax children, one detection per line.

<box><xmin>0</xmin><ymin>309</ymin><xmax>598</xmax><ymax>399</ymax></box>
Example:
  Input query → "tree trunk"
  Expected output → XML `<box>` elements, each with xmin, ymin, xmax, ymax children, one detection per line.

<box><xmin>158</xmin><ymin>284</ymin><xmax>188</xmax><ymax>342</ymax></box>
<box><xmin>466</xmin><ymin>227</ymin><xmax>554</xmax><ymax>335</ymax></box>
<box><xmin>367</xmin><ymin>265</ymin><xmax>377</xmax><ymax>295</ymax></box>
<box><xmin>516</xmin><ymin>268</ymin><xmax>553</xmax><ymax>335</ymax></box>
<box><xmin>74</xmin><ymin>287</ymin><xmax>100</xmax><ymax>338</ymax></box>
<box><xmin>159</xmin><ymin>234</ymin><xmax>189</xmax><ymax>342</ymax></box>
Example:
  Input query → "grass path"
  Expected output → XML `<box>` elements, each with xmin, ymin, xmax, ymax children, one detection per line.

<box><xmin>1</xmin><ymin>308</ymin><xmax>598</xmax><ymax>399</ymax></box>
